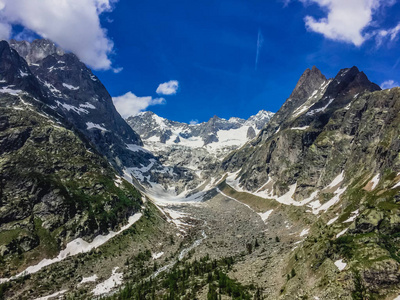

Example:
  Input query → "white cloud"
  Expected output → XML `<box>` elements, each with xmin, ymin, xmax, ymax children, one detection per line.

<box><xmin>189</xmin><ymin>119</ymin><xmax>199</xmax><ymax>125</ymax></box>
<box><xmin>301</xmin><ymin>0</ymin><xmax>380</xmax><ymax>46</ymax></box>
<box><xmin>376</xmin><ymin>23</ymin><xmax>400</xmax><ymax>46</ymax></box>
<box><xmin>380</xmin><ymin>80</ymin><xmax>399</xmax><ymax>90</ymax></box>
<box><xmin>0</xmin><ymin>21</ymin><xmax>11</xmax><ymax>39</ymax></box>
<box><xmin>112</xmin><ymin>92</ymin><xmax>166</xmax><ymax>118</ymax></box>
<box><xmin>156</xmin><ymin>80</ymin><xmax>179</xmax><ymax>95</ymax></box>
<box><xmin>112</xmin><ymin>67</ymin><xmax>123</xmax><ymax>74</ymax></box>
<box><xmin>0</xmin><ymin>0</ymin><xmax>117</xmax><ymax>70</ymax></box>
<box><xmin>296</xmin><ymin>0</ymin><xmax>398</xmax><ymax>47</ymax></box>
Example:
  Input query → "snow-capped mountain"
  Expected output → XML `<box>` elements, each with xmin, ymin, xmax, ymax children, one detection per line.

<box><xmin>8</xmin><ymin>39</ymin><xmax>144</xmax><ymax>172</ymax></box>
<box><xmin>125</xmin><ymin>110</ymin><xmax>274</xmax><ymax>192</ymax></box>
<box><xmin>127</xmin><ymin>110</ymin><xmax>274</xmax><ymax>155</ymax></box>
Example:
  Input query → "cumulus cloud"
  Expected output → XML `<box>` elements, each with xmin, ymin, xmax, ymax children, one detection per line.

<box><xmin>0</xmin><ymin>0</ymin><xmax>117</xmax><ymax>70</ymax></box>
<box><xmin>156</xmin><ymin>80</ymin><xmax>179</xmax><ymax>95</ymax></box>
<box><xmin>189</xmin><ymin>119</ymin><xmax>199</xmax><ymax>125</ymax></box>
<box><xmin>293</xmin><ymin>0</ymin><xmax>397</xmax><ymax>47</ymax></box>
<box><xmin>380</xmin><ymin>80</ymin><xmax>399</xmax><ymax>90</ymax></box>
<box><xmin>112</xmin><ymin>92</ymin><xmax>166</xmax><ymax>118</ymax></box>
<box><xmin>301</xmin><ymin>0</ymin><xmax>380</xmax><ymax>46</ymax></box>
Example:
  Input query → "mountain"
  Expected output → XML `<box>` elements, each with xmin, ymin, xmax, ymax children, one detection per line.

<box><xmin>124</xmin><ymin>110</ymin><xmax>273</xmax><ymax>201</ymax></box>
<box><xmin>9</xmin><ymin>39</ymin><xmax>145</xmax><ymax>172</ymax></box>
<box><xmin>127</xmin><ymin>110</ymin><xmax>274</xmax><ymax>150</ymax></box>
<box><xmin>126</xmin><ymin>110</ymin><xmax>273</xmax><ymax>176</ymax></box>
<box><xmin>0</xmin><ymin>43</ymin><xmax>144</xmax><ymax>279</ymax></box>
<box><xmin>7</xmin><ymin>39</ymin><xmax>197</xmax><ymax>196</ymax></box>
<box><xmin>219</xmin><ymin>66</ymin><xmax>400</xmax><ymax>299</ymax></box>
<box><xmin>1</xmin><ymin>37</ymin><xmax>400</xmax><ymax>300</ymax></box>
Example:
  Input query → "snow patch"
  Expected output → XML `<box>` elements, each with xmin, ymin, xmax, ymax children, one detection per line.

<box><xmin>370</xmin><ymin>174</ymin><xmax>380</xmax><ymax>190</ymax></box>
<box><xmin>79</xmin><ymin>102</ymin><xmax>96</xmax><ymax>109</ymax></box>
<box><xmin>291</xmin><ymin>126</ymin><xmax>309</xmax><ymax>131</ymax></box>
<box><xmin>79</xmin><ymin>274</ymin><xmax>98</xmax><ymax>285</ymax></box>
<box><xmin>152</xmin><ymin>252</ymin><xmax>164</xmax><ymax>260</ymax></box>
<box><xmin>336</xmin><ymin>228</ymin><xmax>348</xmax><ymax>238</ymax></box>
<box><xmin>92</xmin><ymin>267</ymin><xmax>123</xmax><ymax>296</ymax></box>
<box><xmin>162</xmin><ymin>208</ymin><xmax>193</xmax><ymax>232</ymax></box>
<box><xmin>258</xmin><ymin>209</ymin><xmax>274</xmax><ymax>223</ymax></box>
<box><xmin>300</xmin><ymin>228</ymin><xmax>310</xmax><ymax>237</ymax></box>
<box><xmin>392</xmin><ymin>181</ymin><xmax>400</xmax><ymax>189</ymax></box>
<box><xmin>114</xmin><ymin>176</ymin><xmax>122</xmax><ymax>187</ymax></box>
<box><xmin>56</xmin><ymin>101</ymin><xmax>88</xmax><ymax>115</ymax></box>
<box><xmin>62</xmin><ymin>83</ymin><xmax>80</xmax><ymax>90</ymax></box>
<box><xmin>44</xmin><ymin>82</ymin><xmax>62</xmax><ymax>95</ymax></box>
<box><xmin>0</xmin><ymin>86</ymin><xmax>22</xmax><ymax>95</ymax></box>
<box><xmin>86</xmin><ymin>122</ymin><xmax>107</xmax><ymax>131</ymax></box>
<box><xmin>327</xmin><ymin>171</ymin><xmax>344</xmax><ymax>189</ymax></box>
<box><xmin>313</xmin><ymin>187</ymin><xmax>346</xmax><ymax>214</ymax></box>
<box><xmin>306</xmin><ymin>98</ymin><xmax>335</xmax><ymax>116</ymax></box>
<box><xmin>126</xmin><ymin>144</ymin><xmax>151</xmax><ymax>154</ymax></box>
<box><xmin>33</xmin><ymin>290</ymin><xmax>67</xmax><ymax>300</ymax></box>
<box><xmin>343</xmin><ymin>209</ymin><xmax>359</xmax><ymax>223</ymax></box>
<box><xmin>334</xmin><ymin>259</ymin><xmax>347</xmax><ymax>271</ymax></box>
<box><xmin>19</xmin><ymin>70</ymin><xmax>29</xmax><ymax>77</ymax></box>
<box><xmin>327</xmin><ymin>216</ymin><xmax>339</xmax><ymax>225</ymax></box>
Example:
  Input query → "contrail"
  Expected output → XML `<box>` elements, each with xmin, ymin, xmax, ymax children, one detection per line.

<box><xmin>255</xmin><ymin>28</ymin><xmax>264</xmax><ymax>71</ymax></box>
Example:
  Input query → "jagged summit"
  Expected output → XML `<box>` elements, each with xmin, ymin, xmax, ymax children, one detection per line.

<box><xmin>223</xmin><ymin>65</ymin><xmax>386</xmax><ymax>192</ymax></box>
<box><xmin>289</xmin><ymin>65</ymin><xmax>327</xmax><ymax>100</ymax></box>
<box><xmin>9</xmin><ymin>39</ymin><xmax>65</xmax><ymax>65</ymax></box>
<box><xmin>127</xmin><ymin>110</ymin><xmax>274</xmax><ymax>150</ymax></box>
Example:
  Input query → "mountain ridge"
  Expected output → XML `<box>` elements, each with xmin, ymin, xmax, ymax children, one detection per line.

<box><xmin>1</xmin><ymin>37</ymin><xmax>400</xmax><ymax>300</ymax></box>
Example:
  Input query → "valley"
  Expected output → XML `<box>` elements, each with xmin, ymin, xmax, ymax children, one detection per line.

<box><xmin>0</xmin><ymin>39</ymin><xmax>400</xmax><ymax>300</ymax></box>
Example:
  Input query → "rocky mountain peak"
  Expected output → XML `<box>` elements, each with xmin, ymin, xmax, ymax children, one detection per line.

<box><xmin>321</xmin><ymin>66</ymin><xmax>381</xmax><ymax>107</ymax></box>
<box><xmin>9</xmin><ymin>39</ymin><xmax>65</xmax><ymax>65</ymax></box>
<box><xmin>289</xmin><ymin>65</ymin><xmax>327</xmax><ymax>100</ymax></box>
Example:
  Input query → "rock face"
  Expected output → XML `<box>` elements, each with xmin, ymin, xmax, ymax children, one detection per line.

<box><xmin>222</xmin><ymin>66</ymin><xmax>382</xmax><ymax>194</ymax></box>
<box><xmin>9</xmin><ymin>39</ymin><xmax>143</xmax><ymax>172</ymax></box>
<box><xmin>9</xmin><ymin>39</ymin><xmax>65</xmax><ymax>65</ymax></box>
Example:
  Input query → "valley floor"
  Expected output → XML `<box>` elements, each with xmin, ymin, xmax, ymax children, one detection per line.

<box><xmin>2</xmin><ymin>186</ymin><xmax>312</xmax><ymax>300</ymax></box>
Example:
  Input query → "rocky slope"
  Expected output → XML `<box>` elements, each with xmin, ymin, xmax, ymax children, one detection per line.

<box><xmin>0</xmin><ymin>86</ymin><xmax>143</xmax><ymax>278</ymax></box>
<box><xmin>220</xmin><ymin>66</ymin><xmax>400</xmax><ymax>299</ymax></box>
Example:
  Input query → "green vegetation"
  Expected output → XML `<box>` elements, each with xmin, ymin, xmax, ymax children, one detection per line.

<box><xmin>103</xmin><ymin>255</ymin><xmax>257</xmax><ymax>300</ymax></box>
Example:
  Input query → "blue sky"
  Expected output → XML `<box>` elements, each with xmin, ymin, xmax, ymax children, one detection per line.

<box><xmin>2</xmin><ymin>0</ymin><xmax>400</xmax><ymax>123</ymax></box>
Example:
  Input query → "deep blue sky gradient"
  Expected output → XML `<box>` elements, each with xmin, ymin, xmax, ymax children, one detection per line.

<box><xmin>92</xmin><ymin>0</ymin><xmax>400</xmax><ymax>123</ymax></box>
